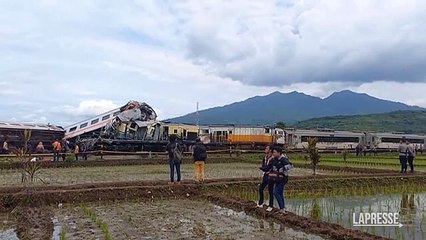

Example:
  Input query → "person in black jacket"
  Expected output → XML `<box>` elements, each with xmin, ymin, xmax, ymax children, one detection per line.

<box><xmin>166</xmin><ymin>134</ymin><xmax>182</xmax><ymax>184</ymax></box>
<box><xmin>192</xmin><ymin>138</ymin><xmax>207</xmax><ymax>182</ymax></box>
<box><xmin>260</xmin><ymin>146</ymin><xmax>292</xmax><ymax>213</ymax></box>
<box><xmin>257</xmin><ymin>144</ymin><xmax>274</xmax><ymax>208</ymax></box>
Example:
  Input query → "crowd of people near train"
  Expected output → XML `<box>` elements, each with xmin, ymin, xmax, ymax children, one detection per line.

<box><xmin>0</xmin><ymin>138</ymin><xmax>86</xmax><ymax>161</ymax></box>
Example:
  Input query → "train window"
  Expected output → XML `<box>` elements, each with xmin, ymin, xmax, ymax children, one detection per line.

<box><xmin>91</xmin><ymin>119</ymin><xmax>99</xmax><ymax>125</ymax></box>
<box><xmin>80</xmin><ymin>123</ymin><xmax>88</xmax><ymax>128</ymax></box>
<box><xmin>102</xmin><ymin>115</ymin><xmax>110</xmax><ymax>121</ymax></box>
<box><xmin>407</xmin><ymin>139</ymin><xmax>425</xmax><ymax>144</ymax></box>
<box><xmin>69</xmin><ymin>127</ymin><xmax>77</xmax><ymax>132</ymax></box>
<box><xmin>301</xmin><ymin>136</ymin><xmax>360</xmax><ymax>143</ymax></box>
<box><xmin>229</xmin><ymin>131</ymin><xmax>233</xmax><ymax>134</ymax></box>
<box><xmin>381</xmin><ymin>138</ymin><xmax>401</xmax><ymax>143</ymax></box>
<box><xmin>113</xmin><ymin>111</ymin><xmax>120</xmax><ymax>117</ymax></box>
<box><xmin>174</xmin><ymin>129</ymin><xmax>178</xmax><ymax>133</ymax></box>
<box><xmin>265</xmin><ymin>129</ymin><xmax>270</xmax><ymax>134</ymax></box>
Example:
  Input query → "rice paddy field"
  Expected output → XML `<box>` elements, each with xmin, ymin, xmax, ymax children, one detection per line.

<box><xmin>0</xmin><ymin>151</ymin><xmax>425</xmax><ymax>239</ymax></box>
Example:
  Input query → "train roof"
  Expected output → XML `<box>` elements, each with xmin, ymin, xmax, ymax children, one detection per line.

<box><xmin>0</xmin><ymin>121</ymin><xmax>64</xmax><ymax>131</ymax></box>
<box><xmin>285</xmin><ymin>129</ymin><xmax>364</xmax><ymax>137</ymax></box>
<box><xmin>201</xmin><ymin>124</ymin><xmax>273</xmax><ymax>129</ymax></box>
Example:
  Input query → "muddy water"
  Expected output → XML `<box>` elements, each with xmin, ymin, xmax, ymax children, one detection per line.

<box><xmin>226</xmin><ymin>188</ymin><xmax>426</xmax><ymax>240</ymax></box>
<box><xmin>285</xmin><ymin>192</ymin><xmax>426</xmax><ymax>240</ymax></box>
<box><xmin>54</xmin><ymin>199</ymin><xmax>324</xmax><ymax>240</ymax></box>
<box><xmin>0</xmin><ymin>213</ymin><xmax>18</xmax><ymax>240</ymax></box>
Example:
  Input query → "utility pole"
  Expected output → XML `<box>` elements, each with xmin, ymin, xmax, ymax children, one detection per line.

<box><xmin>196</xmin><ymin>102</ymin><xmax>200</xmax><ymax>136</ymax></box>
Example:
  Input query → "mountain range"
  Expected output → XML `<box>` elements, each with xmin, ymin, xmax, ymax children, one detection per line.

<box><xmin>167</xmin><ymin>90</ymin><xmax>424</xmax><ymax>125</ymax></box>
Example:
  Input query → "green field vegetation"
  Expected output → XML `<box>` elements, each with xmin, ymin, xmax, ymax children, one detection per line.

<box><xmin>244</xmin><ymin>152</ymin><xmax>426</xmax><ymax>172</ymax></box>
<box><xmin>293</xmin><ymin>110</ymin><xmax>426</xmax><ymax>133</ymax></box>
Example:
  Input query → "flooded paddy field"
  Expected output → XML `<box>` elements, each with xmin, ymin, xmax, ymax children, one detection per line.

<box><xmin>0</xmin><ymin>155</ymin><xmax>424</xmax><ymax>239</ymax></box>
<box><xmin>0</xmin><ymin>199</ymin><xmax>324</xmax><ymax>240</ymax></box>
<box><xmin>215</xmin><ymin>181</ymin><xmax>426</xmax><ymax>240</ymax></box>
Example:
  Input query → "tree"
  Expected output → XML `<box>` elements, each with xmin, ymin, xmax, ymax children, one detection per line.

<box><xmin>304</xmin><ymin>137</ymin><xmax>321</xmax><ymax>175</ymax></box>
<box><xmin>275</xmin><ymin>122</ymin><xmax>286</xmax><ymax>129</ymax></box>
<box><xmin>13</xmin><ymin>129</ymin><xmax>43</xmax><ymax>185</ymax></box>
<box><xmin>342</xmin><ymin>148</ymin><xmax>349</xmax><ymax>167</ymax></box>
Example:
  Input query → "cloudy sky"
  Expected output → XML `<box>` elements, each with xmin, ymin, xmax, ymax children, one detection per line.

<box><xmin>1</xmin><ymin>0</ymin><xmax>425</xmax><ymax>126</ymax></box>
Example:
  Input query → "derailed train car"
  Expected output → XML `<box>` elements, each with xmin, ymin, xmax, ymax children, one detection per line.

<box><xmin>65</xmin><ymin>101</ymin><xmax>199</xmax><ymax>152</ymax></box>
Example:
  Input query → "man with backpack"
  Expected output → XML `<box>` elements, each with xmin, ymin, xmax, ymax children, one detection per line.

<box><xmin>192</xmin><ymin>138</ymin><xmax>207</xmax><ymax>182</ymax></box>
<box><xmin>166</xmin><ymin>134</ymin><xmax>182</xmax><ymax>184</ymax></box>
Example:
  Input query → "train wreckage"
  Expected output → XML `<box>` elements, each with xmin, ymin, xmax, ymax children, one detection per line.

<box><xmin>0</xmin><ymin>100</ymin><xmax>418</xmax><ymax>154</ymax></box>
<box><xmin>64</xmin><ymin>101</ymin><xmax>199</xmax><ymax>152</ymax></box>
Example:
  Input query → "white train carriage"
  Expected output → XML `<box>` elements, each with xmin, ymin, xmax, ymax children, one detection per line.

<box><xmin>285</xmin><ymin>128</ymin><xmax>363</xmax><ymax>149</ymax></box>
<box><xmin>64</xmin><ymin>108</ymin><xmax>121</xmax><ymax>140</ymax></box>
<box><xmin>367</xmin><ymin>132</ymin><xmax>425</xmax><ymax>149</ymax></box>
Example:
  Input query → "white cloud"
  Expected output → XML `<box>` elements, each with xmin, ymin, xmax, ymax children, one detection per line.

<box><xmin>0</xmin><ymin>0</ymin><xmax>424</xmax><ymax>125</ymax></box>
<box><xmin>59</xmin><ymin>100</ymin><xmax>119</xmax><ymax>117</ymax></box>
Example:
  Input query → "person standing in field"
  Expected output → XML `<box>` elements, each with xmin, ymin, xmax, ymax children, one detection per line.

<box><xmin>256</xmin><ymin>144</ymin><xmax>274</xmax><ymax>208</ymax></box>
<box><xmin>397</xmin><ymin>137</ymin><xmax>408</xmax><ymax>173</ymax></box>
<box><xmin>406</xmin><ymin>141</ymin><xmax>415</xmax><ymax>173</ymax></box>
<box><xmin>74</xmin><ymin>143</ymin><xmax>80</xmax><ymax>161</ymax></box>
<box><xmin>261</xmin><ymin>146</ymin><xmax>293</xmax><ymax>213</ymax></box>
<box><xmin>36</xmin><ymin>142</ymin><xmax>45</xmax><ymax>160</ymax></box>
<box><xmin>52</xmin><ymin>139</ymin><xmax>61</xmax><ymax>161</ymax></box>
<box><xmin>36</xmin><ymin>142</ymin><xmax>45</xmax><ymax>153</ymax></box>
<box><xmin>192</xmin><ymin>138</ymin><xmax>207</xmax><ymax>183</ymax></box>
<box><xmin>2</xmin><ymin>139</ymin><xmax>9</xmax><ymax>154</ymax></box>
<box><xmin>166</xmin><ymin>134</ymin><xmax>182</xmax><ymax>184</ymax></box>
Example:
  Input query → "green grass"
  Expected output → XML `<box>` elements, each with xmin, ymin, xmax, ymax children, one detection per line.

<box><xmin>293</xmin><ymin>110</ymin><xmax>426</xmax><ymax>133</ymax></box>
<box><xmin>243</xmin><ymin>152</ymin><xmax>426</xmax><ymax>171</ymax></box>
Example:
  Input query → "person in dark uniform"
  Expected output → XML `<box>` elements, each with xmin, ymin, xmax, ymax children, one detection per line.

<box><xmin>166</xmin><ymin>134</ymin><xmax>182</xmax><ymax>184</ymax></box>
<box><xmin>398</xmin><ymin>137</ymin><xmax>408</xmax><ymax>173</ymax></box>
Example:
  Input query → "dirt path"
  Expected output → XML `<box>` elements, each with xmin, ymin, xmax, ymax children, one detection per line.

<box><xmin>206</xmin><ymin>195</ymin><xmax>390</xmax><ymax>240</ymax></box>
<box><xmin>13</xmin><ymin>206</ymin><xmax>54</xmax><ymax>240</ymax></box>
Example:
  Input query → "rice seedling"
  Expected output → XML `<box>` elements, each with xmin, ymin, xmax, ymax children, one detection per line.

<box><xmin>80</xmin><ymin>204</ymin><xmax>112</xmax><ymax>240</ymax></box>
<box><xmin>59</xmin><ymin>227</ymin><xmax>66</xmax><ymax>240</ymax></box>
